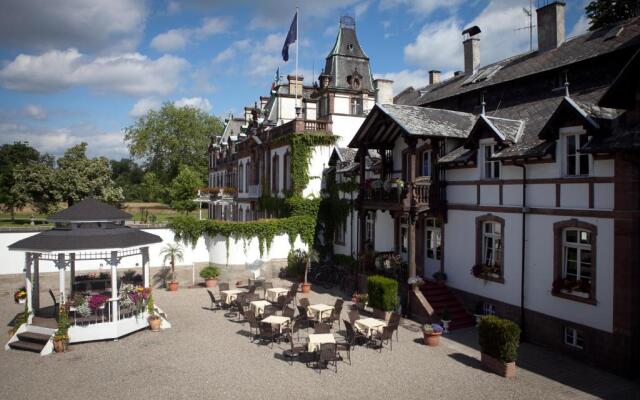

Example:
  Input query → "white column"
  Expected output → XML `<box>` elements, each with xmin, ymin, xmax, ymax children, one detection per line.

<box><xmin>25</xmin><ymin>253</ymin><xmax>33</xmax><ymax>315</ymax></box>
<box><xmin>142</xmin><ymin>246</ymin><xmax>150</xmax><ymax>289</ymax></box>
<box><xmin>110</xmin><ymin>251</ymin><xmax>119</xmax><ymax>323</ymax></box>
<box><xmin>33</xmin><ymin>254</ymin><xmax>40</xmax><ymax>311</ymax></box>
<box><xmin>57</xmin><ymin>253</ymin><xmax>66</xmax><ymax>304</ymax></box>
<box><xmin>70</xmin><ymin>253</ymin><xmax>76</xmax><ymax>297</ymax></box>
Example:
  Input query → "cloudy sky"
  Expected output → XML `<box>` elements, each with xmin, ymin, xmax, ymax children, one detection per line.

<box><xmin>0</xmin><ymin>0</ymin><xmax>590</xmax><ymax>159</ymax></box>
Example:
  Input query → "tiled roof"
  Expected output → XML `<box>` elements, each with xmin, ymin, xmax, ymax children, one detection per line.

<box><xmin>48</xmin><ymin>198</ymin><xmax>131</xmax><ymax>222</ymax></box>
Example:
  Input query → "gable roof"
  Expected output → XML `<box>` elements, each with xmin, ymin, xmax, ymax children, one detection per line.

<box><xmin>472</xmin><ymin>115</ymin><xmax>524</xmax><ymax>143</ymax></box>
<box><xmin>48</xmin><ymin>198</ymin><xmax>131</xmax><ymax>222</ymax></box>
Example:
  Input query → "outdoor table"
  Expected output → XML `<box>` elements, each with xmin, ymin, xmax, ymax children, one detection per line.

<box><xmin>307</xmin><ymin>333</ymin><xmax>335</xmax><ymax>352</ymax></box>
<box><xmin>261</xmin><ymin>315</ymin><xmax>291</xmax><ymax>333</ymax></box>
<box><xmin>308</xmin><ymin>304</ymin><xmax>334</xmax><ymax>322</ymax></box>
<box><xmin>250</xmin><ymin>300</ymin><xmax>272</xmax><ymax>316</ymax></box>
<box><xmin>354</xmin><ymin>317</ymin><xmax>386</xmax><ymax>338</ymax></box>
<box><xmin>265</xmin><ymin>287</ymin><xmax>289</xmax><ymax>302</ymax></box>
<box><xmin>221</xmin><ymin>288</ymin><xmax>247</xmax><ymax>305</ymax></box>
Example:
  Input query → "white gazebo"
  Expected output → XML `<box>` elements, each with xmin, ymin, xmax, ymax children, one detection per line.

<box><xmin>6</xmin><ymin>198</ymin><xmax>171</xmax><ymax>355</ymax></box>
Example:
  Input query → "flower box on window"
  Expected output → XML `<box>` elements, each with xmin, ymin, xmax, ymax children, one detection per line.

<box><xmin>551</xmin><ymin>277</ymin><xmax>593</xmax><ymax>301</ymax></box>
<box><xmin>470</xmin><ymin>264</ymin><xmax>503</xmax><ymax>283</ymax></box>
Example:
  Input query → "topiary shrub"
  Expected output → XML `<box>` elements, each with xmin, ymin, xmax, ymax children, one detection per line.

<box><xmin>199</xmin><ymin>265</ymin><xmax>220</xmax><ymax>279</ymax></box>
<box><xmin>478</xmin><ymin>315</ymin><xmax>521</xmax><ymax>363</ymax></box>
<box><xmin>367</xmin><ymin>275</ymin><xmax>398</xmax><ymax>311</ymax></box>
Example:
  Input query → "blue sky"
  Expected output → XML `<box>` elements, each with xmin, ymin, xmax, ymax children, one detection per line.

<box><xmin>0</xmin><ymin>0</ymin><xmax>590</xmax><ymax>159</ymax></box>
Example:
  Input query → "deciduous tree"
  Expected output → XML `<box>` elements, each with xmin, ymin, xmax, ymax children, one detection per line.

<box><xmin>586</xmin><ymin>0</ymin><xmax>638</xmax><ymax>31</ymax></box>
<box><xmin>168</xmin><ymin>165</ymin><xmax>202</xmax><ymax>213</ymax></box>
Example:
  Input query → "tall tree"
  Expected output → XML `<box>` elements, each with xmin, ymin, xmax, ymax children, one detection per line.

<box><xmin>110</xmin><ymin>158</ymin><xmax>144</xmax><ymax>201</ymax></box>
<box><xmin>0</xmin><ymin>142</ymin><xmax>40</xmax><ymax>220</ymax></box>
<box><xmin>586</xmin><ymin>0</ymin><xmax>638</xmax><ymax>31</ymax></box>
<box><xmin>168</xmin><ymin>165</ymin><xmax>202</xmax><ymax>213</ymax></box>
<box><xmin>124</xmin><ymin>103</ymin><xmax>223</xmax><ymax>185</ymax></box>
<box><xmin>56</xmin><ymin>143</ymin><xmax>124</xmax><ymax>206</ymax></box>
<box><xmin>11</xmin><ymin>160</ymin><xmax>61</xmax><ymax>215</ymax></box>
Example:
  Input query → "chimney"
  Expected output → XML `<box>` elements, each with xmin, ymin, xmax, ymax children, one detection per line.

<box><xmin>462</xmin><ymin>26</ymin><xmax>481</xmax><ymax>76</ymax></box>
<box><xmin>373</xmin><ymin>79</ymin><xmax>394</xmax><ymax>104</ymax></box>
<box><xmin>537</xmin><ymin>1</ymin><xmax>566</xmax><ymax>52</ymax></box>
<box><xmin>244</xmin><ymin>107</ymin><xmax>252</xmax><ymax>123</ymax></box>
<box><xmin>428</xmin><ymin>70</ymin><xmax>441</xmax><ymax>85</ymax></box>
<box><xmin>287</xmin><ymin>74</ymin><xmax>304</xmax><ymax>96</ymax></box>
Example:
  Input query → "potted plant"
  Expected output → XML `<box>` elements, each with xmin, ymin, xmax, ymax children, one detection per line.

<box><xmin>423</xmin><ymin>323</ymin><xmax>444</xmax><ymax>346</ymax></box>
<box><xmin>440</xmin><ymin>308</ymin><xmax>452</xmax><ymax>333</ymax></box>
<box><xmin>14</xmin><ymin>287</ymin><xmax>27</xmax><ymax>304</ymax></box>
<box><xmin>146</xmin><ymin>293</ymin><xmax>161</xmax><ymax>332</ymax></box>
<box><xmin>301</xmin><ymin>249</ymin><xmax>318</xmax><ymax>294</ymax></box>
<box><xmin>199</xmin><ymin>265</ymin><xmax>220</xmax><ymax>288</ymax></box>
<box><xmin>160</xmin><ymin>242</ymin><xmax>184</xmax><ymax>292</ymax></box>
<box><xmin>408</xmin><ymin>276</ymin><xmax>424</xmax><ymax>288</ymax></box>
<box><xmin>53</xmin><ymin>305</ymin><xmax>70</xmax><ymax>353</ymax></box>
<box><xmin>352</xmin><ymin>292</ymin><xmax>368</xmax><ymax>310</ymax></box>
<box><xmin>478</xmin><ymin>315</ymin><xmax>521</xmax><ymax>378</ymax></box>
<box><xmin>367</xmin><ymin>275</ymin><xmax>398</xmax><ymax>320</ymax></box>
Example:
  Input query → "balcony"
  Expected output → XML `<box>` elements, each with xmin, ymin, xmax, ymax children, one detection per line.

<box><xmin>360</xmin><ymin>177</ymin><xmax>433</xmax><ymax>211</ymax></box>
<box><xmin>267</xmin><ymin>118</ymin><xmax>333</xmax><ymax>141</ymax></box>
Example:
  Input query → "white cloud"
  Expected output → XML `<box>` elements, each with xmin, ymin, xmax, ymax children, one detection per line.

<box><xmin>151</xmin><ymin>16</ymin><xmax>232</xmax><ymax>52</ymax></box>
<box><xmin>0</xmin><ymin>0</ymin><xmax>146</xmax><ymax>53</ymax></box>
<box><xmin>174</xmin><ymin>97</ymin><xmax>212</xmax><ymax>112</ymax></box>
<box><xmin>130</xmin><ymin>97</ymin><xmax>162</xmax><ymax>118</ymax></box>
<box><xmin>23</xmin><ymin>104</ymin><xmax>47</xmax><ymax>120</ymax></box>
<box><xmin>246</xmin><ymin>0</ymin><xmax>360</xmax><ymax>30</ymax></box>
<box><xmin>213</xmin><ymin>39</ymin><xmax>252</xmax><ymax>63</ymax></box>
<box><xmin>355</xmin><ymin>1</ymin><xmax>372</xmax><ymax>17</ymax></box>
<box><xmin>404</xmin><ymin>0</ymin><xmax>539</xmax><ymax>72</ymax></box>
<box><xmin>569</xmin><ymin>15</ymin><xmax>589</xmax><ymax>38</ymax></box>
<box><xmin>379</xmin><ymin>0</ymin><xmax>462</xmax><ymax>16</ymax></box>
<box><xmin>0</xmin><ymin>48</ymin><xmax>189</xmax><ymax>97</ymax></box>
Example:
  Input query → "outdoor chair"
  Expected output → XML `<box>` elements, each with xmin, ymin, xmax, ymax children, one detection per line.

<box><xmin>247</xmin><ymin>285</ymin><xmax>256</xmax><ymax>295</ymax></box>
<box><xmin>275</xmin><ymin>295</ymin><xmax>288</xmax><ymax>309</ymax></box>
<box><xmin>207</xmin><ymin>290</ymin><xmax>223</xmax><ymax>312</ymax></box>
<box><xmin>298</xmin><ymin>297</ymin><xmax>310</xmax><ymax>310</ymax></box>
<box><xmin>348</xmin><ymin>309</ymin><xmax>360</xmax><ymax>326</ymax></box>
<box><xmin>335</xmin><ymin>332</ymin><xmax>353</xmax><ymax>365</ymax></box>
<box><xmin>218</xmin><ymin>282</ymin><xmax>230</xmax><ymax>292</ymax></box>
<box><xmin>296</xmin><ymin>306</ymin><xmax>312</xmax><ymax>331</ymax></box>
<box><xmin>326</xmin><ymin>308</ymin><xmax>341</xmax><ymax>331</ymax></box>
<box><xmin>48</xmin><ymin>289</ymin><xmax>59</xmax><ymax>317</ymax></box>
<box><xmin>317</xmin><ymin>343</ymin><xmax>341</xmax><ymax>373</ymax></box>
<box><xmin>281</xmin><ymin>316</ymin><xmax>306</xmax><ymax>342</ymax></box>
<box><xmin>373</xmin><ymin>326</ymin><xmax>394</xmax><ymax>352</ymax></box>
<box><xmin>282</xmin><ymin>306</ymin><xmax>295</xmax><ymax>320</ymax></box>
<box><xmin>283</xmin><ymin>333</ymin><xmax>308</xmax><ymax>366</ymax></box>
<box><xmin>333</xmin><ymin>298</ymin><xmax>344</xmax><ymax>313</ymax></box>
<box><xmin>258</xmin><ymin>322</ymin><xmax>278</xmax><ymax>348</ymax></box>
<box><xmin>343</xmin><ymin>320</ymin><xmax>367</xmax><ymax>347</ymax></box>
<box><xmin>314</xmin><ymin>322</ymin><xmax>331</xmax><ymax>334</ymax></box>
<box><xmin>245</xmin><ymin>311</ymin><xmax>259</xmax><ymax>341</ymax></box>
<box><xmin>262</xmin><ymin>305</ymin><xmax>278</xmax><ymax>319</ymax></box>
<box><xmin>387</xmin><ymin>312</ymin><xmax>401</xmax><ymax>341</ymax></box>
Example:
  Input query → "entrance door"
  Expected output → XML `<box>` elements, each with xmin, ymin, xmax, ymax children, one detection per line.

<box><xmin>424</xmin><ymin>218</ymin><xmax>442</xmax><ymax>278</ymax></box>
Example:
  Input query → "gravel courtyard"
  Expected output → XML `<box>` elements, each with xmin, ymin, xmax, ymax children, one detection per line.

<box><xmin>2</xmin><ymin>282</ymin><xmax>638</xmax><ymax>400</ymax></box>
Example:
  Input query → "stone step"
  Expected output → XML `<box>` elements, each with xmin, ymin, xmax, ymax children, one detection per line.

<box><xmin>31</xmin><ymin>317</ymin><xmax>58</xmax><ymax>329</ymax></box>
<box><xmin>9</xmin><ymin>340</ymin><xmax>45</xmax><ymax>353</ymax></box>
<box><xmin>17</xmin><ymin>332</ymin><xmax>51</xmax><ymax>344</ymax></box>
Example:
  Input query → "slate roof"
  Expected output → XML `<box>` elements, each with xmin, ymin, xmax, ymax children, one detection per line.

<box><xmin>483</xmin><ymin>116</ymin><xmax>524</xmax><ymax>143</ymax></box>
<box><xmin>335</xmin><ymin>147</ymin><xmax>357</xmax><ymax>163</ymax></box>
<box><xmin>323</xmin><ymin>21</ymin><xmax>374</xmax><ymax>93</ymax></box>
<box><xmin>582</xmin><ymin>123</ymin><xmax>640</xmax><ymax>153</ymax></box>
<box><xmin>48</xmin><ymin>198</ymin><xmax>131</xmax><ymax>222</ymax></box>
<box><xmin>397</xmin><ymin>17</ymin><xmax>640</xmax><ymax>107</ymax></box>
<box><xmin>380</xmin><ymin>104</ymin><xmax>476</xmax><ymax>139</ymax></box>
<box><xmin>8</xmin><ymin>226</ymin><xmax>162</xmax><ymax>252</ymax></box>
<box><xmin>219</xmin><ymin>117</ymin><xmax>246</xmax><ymax>145</ymax></box>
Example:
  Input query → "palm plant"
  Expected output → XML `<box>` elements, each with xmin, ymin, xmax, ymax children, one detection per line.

<box><xmin>160</xmin><ymin>243</ymin><xmax>184</xmax><ymax>283</ymax></box>
<box><xmin>303</xmin><ymin>248</ymin><xmax>319</xmax><ymax>285</ymax></box>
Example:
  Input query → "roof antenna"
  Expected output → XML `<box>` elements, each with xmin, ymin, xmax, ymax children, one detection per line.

<box><xmin>564</xmin><ymin>71</ymin><xmax>570</xmax><ymax>97</ymax></box>
<box><xmin>481</xmin><ymin>91</ymin><xmax>486</xmax><ymax>116</ymax></box>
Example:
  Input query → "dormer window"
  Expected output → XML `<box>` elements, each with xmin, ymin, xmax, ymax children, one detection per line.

<box><xmin>562</xmin><ymin>130</ymin><xmax>590</xmax><ymax>177</ymax></box>
<box><xmin>481</xmin><ymin>144</ymin><xmax>500</xmax><ymax>179</ymax></box>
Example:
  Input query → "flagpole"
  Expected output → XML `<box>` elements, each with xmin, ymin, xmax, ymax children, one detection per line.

<box><xmin>295</xmin><ymin>7</ymin><xmax>299</xmax><ymax>115</ymax></box>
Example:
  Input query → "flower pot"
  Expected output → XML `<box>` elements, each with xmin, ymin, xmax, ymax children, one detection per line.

<box><xmin>148</xmin><ymin>317</ymin><xmax>161</xmax><ymax>332</ymax></box>
<box><xmin>423</xmin><ymin>332</ymin><xmax>441</xmax><ymax>347</ymax></box>
<box><xmin>205</xmin><ymin>278</ymin><xmax>218</xmax><ymax>288</ymax></box>
<box><xmin>53</xmin><ymin>339</ymin><xmax>66</xmax><ymax>353</ymax></box>
<box><xmin>168</xmin><ymin>281</ymin><xmax>179</xmax><ymax>292</ymax></box>
<box><xmin>481</xmin><ymin>353</ymin><xmax>516</xmax><ymax>378</ymax></box>
<box><xmin>301</xmin><ymin>282</ymin><xmax>311</xmax><ymax>294</ymax></box>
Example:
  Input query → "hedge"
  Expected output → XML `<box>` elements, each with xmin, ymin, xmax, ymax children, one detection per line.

<box><xmin>367</xmin><ymin>275</ymin><xmax>398</xmax><ymax>311</ymax></box>
<box><xmin>478</xmin><ymin>315</ymin><xmax>521</xmax><ymax>362</ymax></box>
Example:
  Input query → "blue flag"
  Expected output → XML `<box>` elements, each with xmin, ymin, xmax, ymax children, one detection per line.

<box><xmin>281</xmin><ymin>12</ymin><xmax>297</xmax><ymax>62</ymax></box>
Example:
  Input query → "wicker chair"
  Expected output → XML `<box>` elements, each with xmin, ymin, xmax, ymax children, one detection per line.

<box><xmin>275</xmin><ymin>295</ymin><xmax>288</xmax><ymax>308</ymax></box>
<box><xmin>314</xmin><ymin>322</ymin><xmax>331</xmax><ymax>334</ymax></box>
<box><xmin>218</xmin><ymin>282</ymin><xmax>230</xmax><ymax>292</ymax></box>
<box><xmin>387</xmin><ymin>312</ymin><xmax>401</xmax><ymax>341</ymax></box>
<box><xmin>343</xmin><ymin>319</ymin><xmax>367</xmax><ymax>347</ymax></box>
<box><xmin>298</xmin><ymin>297</ymin><xmax>310</xmax><ymax>310</ymax></box>
<box><xmin>207</xmin><ymin>290</ymin><xmax>223</xmax><ymax>312</ymax></box>
<box><xmin>317</xmin><ymin>343</ymin><xmax>341</xmax><ymax>373</ymax></box>
<box><xmin>281</xmin><ymin>316</ymin><xmax>305</xmax><ymax>342</ymax></box>
<box><xmin>283</xmin><ymin>333</ymin><xmax>308</xmax><ymax>365</ymax></box>
<box><xmin>282</xmin><ymin>306</ymin><xmax>295</xmax><ymax>320</ymax></box>
<box><xmin>373</xmin><ymin>326</ymin><xmax>394</xmax><ymax>352</ymax></box>
<box><xmin>348</xmin><ymin>309</ymin><xmax>360</xmax><ymax>326</ymax></box>
<box><xmin>258</xmin><ymin>322</ymin><xmax>277</xmax><ymax>348</ymax></box>
<box><xmin>326</xmin><ymin>308</ymin><xmax>341</xmax><ymax>331</ymax></box>
<box><xmin>245</xmin><ymin>310</ymin><xmax>259</xmax><ymax>341</ymax></box>
<box><xmin>262</xmin><ymin>305</ymin><xmax>278</xmax><ymax>319</ymax></box>
<box><xmin>296</xmin><ymin>306</ymin><xmax>312</xmax><ymax>331</ymax></box>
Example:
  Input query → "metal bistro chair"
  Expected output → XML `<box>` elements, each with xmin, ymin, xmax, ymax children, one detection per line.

<box><xmin>344</xmin><ymin>319</ymin><xmax>367</xmax><ymax>347</ymax></box>
<box><xmin>258</xmin><ymin>322</ymin><xmax>277</xmax><ymax>348</ymax></box>
<box><xmin>207</xmin><ymin>290</ymin><xmax>223</xmax><ymax>312</ymax></box>
<box><xmin>282</xmin><ymin>306</ymin><xmax>295</xmax><ymax>320</ymax></box>
<box><xmin>314</xmin><ymin>322</ymin><xmax>331</xmax><ymax>334</ymax></box>
<box><xmin>387</xmin><ymin>312</ymin><xmax>401</xmax><ymax>342</ymax></box>
<box><xmin>296</xmin><ymin>306</ymin><xmax>312</xmax><ymax>331</ymax></box>
<box><xmin>373</xmin><ymin>326</ymin><xmax>394</xmax><ymax>352</ymax></box>
<box><xmin>245</xmin><ymin>310</ymin><xmax>260</xmax><ymax>341</ymax></box>
<box><xmin>317</xmin><ymin>343</ymin><xmax>341</xmax><ymax>373</ymax></box>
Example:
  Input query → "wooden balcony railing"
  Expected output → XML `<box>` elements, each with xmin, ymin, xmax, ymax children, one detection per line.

<box><xmin>361</xmin><ymin>177</ymin><xmax>433</xmax><ymax>210</ymax></box>
<box><xmin>412</xmin><ymin>176</ymin><xmax>432</xmax><ymax>206</ymax></box>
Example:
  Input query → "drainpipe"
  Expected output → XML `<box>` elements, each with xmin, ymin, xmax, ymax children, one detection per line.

<box><xmin>514</xmin><ymin>163</ymin><xmax>527</xmax><ymax>337</ymax></box>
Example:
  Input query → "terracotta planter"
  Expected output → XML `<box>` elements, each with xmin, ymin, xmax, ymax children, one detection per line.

<box><xmin>148</xmin><ymin>317</ymin><xmax>162</xmax><ymax>332</ymax></box>
<box><xmin>53</xmin><ymin>339</ymin><xmax>66</xmax><ymax>353</ymax></box>
<box><xmin>168</xmin><ymin>281</ymin><xmax>179</xmax><ymax>292</ymax></box>
<box><xmin>423</xmin><ymin>332</ymin><xmax>441</xmax><ymax>347</ymax></box>
<box><xmin>481</xmin><ymin>353</ymin><xmax>516</xmax><ymax>378</ymax></box>
<box><xmin>205</xmin><ymin>278</ymin><xmax>218</xmax><ymax>288</ymax></box>
<box><xmin>301</xmin><ymin>282</ymin><xmax>311</xmax><ymax>293</ymax></box>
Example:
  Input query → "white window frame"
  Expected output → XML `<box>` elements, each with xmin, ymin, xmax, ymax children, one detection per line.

<box><xmin>351</xmin><ymin>97</ymin><xmax>363</xmax><ymax>115</ymax></box>
<box><xmin>481</xmin><ymin>143</ymin><xmax>500</xmax><ymax>179</ymax></box>
<box><xmin>562</xmin><ymin>128</ymin><xmax>591</xmax><ymax>177</ymax></box>
<box><xmin>562</xmin><ymin>228</ymin><xmax>592</xmax><ymax>284</ymax></box>
<box><xmin>335</xmin><ymin>221</ymin><xmax>346</xmax><ymax>244</ymax></box>
<box><xmin>365</xmin><ymin>212</ymin><xmax>375</xmax><ymax>245</ymax></box>
<box><xmin>399</xmin><ymin>216</ymin><xmax>408</xmax><ymax>254</ymax></box>
<box><xmin>482</xmin><ymin>221</ymin><xmax>502</xmax><ymax>269</ymax></box>
<box><xmin>564</xmin><ymin>327</ymin><xmax>584</xmax><ymax>349</ymax></box>
<box><xmin>425</xmin><ymin>218</ymin><xmax>441</xmax><ymax>260</ymax></box>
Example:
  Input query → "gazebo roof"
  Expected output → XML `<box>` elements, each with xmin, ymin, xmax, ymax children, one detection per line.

<box><xmin>8</xmin><ymin>226</ymin><xmax>162</xmax><ymax>253</ymax></box>
<box><xmin>48</xmin><ymin>198</ymin><xmax>132</xmax><ymax>222</ymax></box>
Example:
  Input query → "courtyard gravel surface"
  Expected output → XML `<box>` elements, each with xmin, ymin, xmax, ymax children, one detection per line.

<box><xmin>1</xmin><ymin>282</ymin><xmax>639</xmax><ymax>400</ymax></box>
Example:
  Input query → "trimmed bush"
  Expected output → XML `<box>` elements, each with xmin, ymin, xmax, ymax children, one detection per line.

<box><xmin>478</xmin><ymin>315</ymin><xmax>521</xmax><ymax>363</ymax></box>
<box><xmin>286</xmin><ymin>250</ymin><xmax>306</xmax><ymax>278</ymax></box>
<box><xmin>199</xmin><ymin>265</ymin><xmax>220</xmax><ymax>279</ymax></box>
<box><xmin>367</xmin><ymin>275</ymin><xmax>398</xmax><ymax>311</ymax></box>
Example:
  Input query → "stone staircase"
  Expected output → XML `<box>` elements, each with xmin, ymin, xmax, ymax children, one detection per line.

<box><xmin>420</xmin><ymin>281</ymin><xmax>475</xmax><ymax>331</ymax></box>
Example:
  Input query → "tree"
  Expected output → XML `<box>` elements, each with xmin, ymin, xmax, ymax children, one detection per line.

<box><xmin>11</xmin><ymin>160</ymin><xmax>61</xmax><ymax>215</ymax></box>
<box><xmin>586</xmin><ymin>0</ymin><xmax>638</xmax><ymax>31</ymax></box>
<box><xmin>168</xmin><ymin>165</ymin><xmax>202</xmax><ymax>213</ymax></box>
<box><xmin>124</xmin><ymin>103</ymin><xmax>223</xmax><ymax>185</ymax></box>
<box><xmin>140</xmin><ymin>172</ymin><xmax>165</xmax><ymax>202</ymax></box>
<box><xmin>160</xmin><ymin>242</ymin><xmax>184</xmax><ymax>284</ymax></box>
<box><xmin>0</xmin><ymin>142</ymin><xmax>40</xmax><ymax>220</ymax></box>
<box><xmin>56</xmin><ymin>143</ymin><xmax>124</xmax><ymax>207</ymax></box>
<box><xmin>110</xmin><ymin>158</ymin><xmax>144</xmax><ymax>200</ymax></box>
